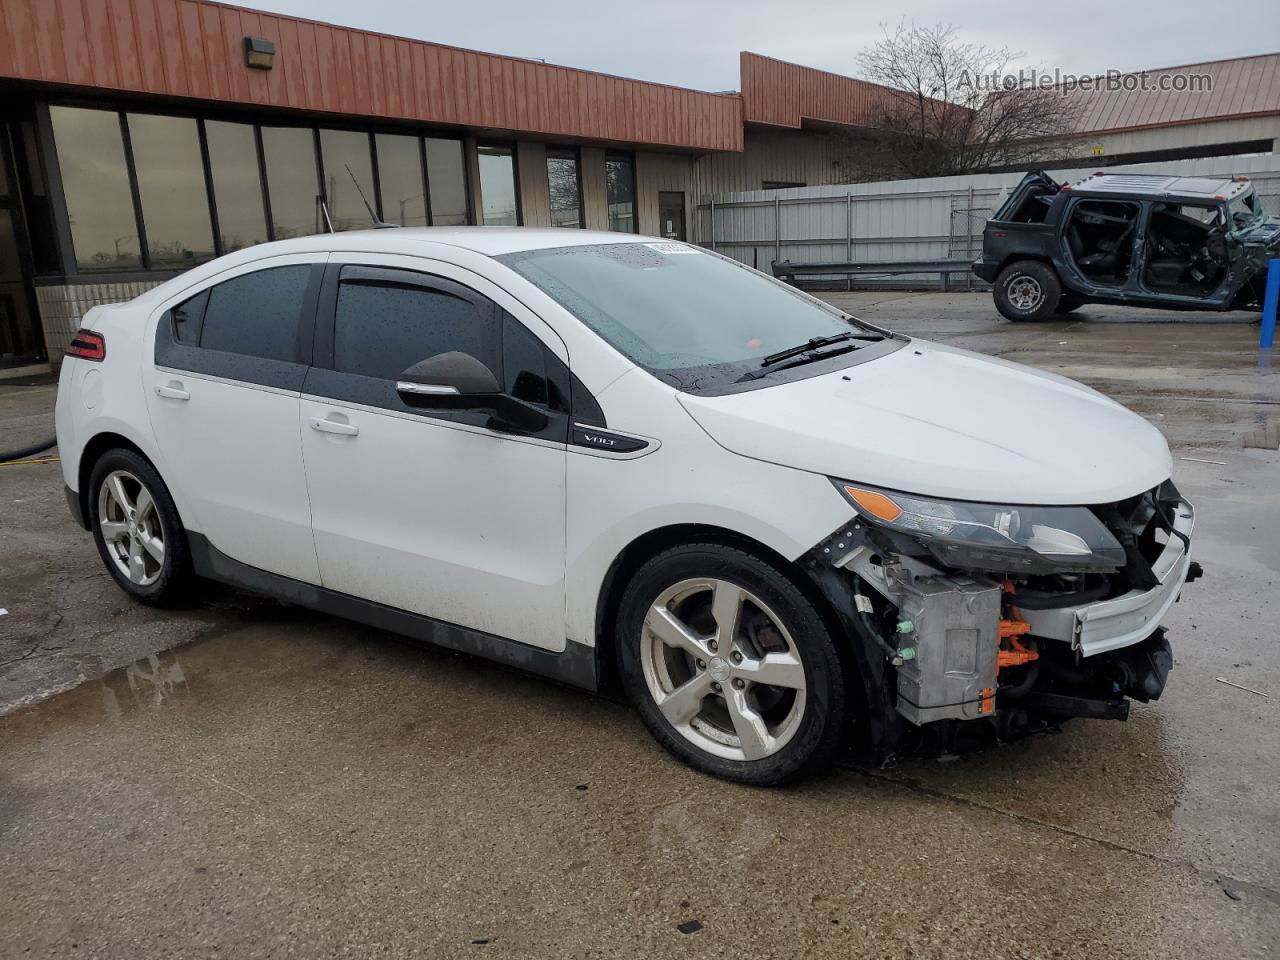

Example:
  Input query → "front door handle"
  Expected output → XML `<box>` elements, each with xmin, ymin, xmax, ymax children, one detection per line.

<box><xmin>155</xmin><ymin>381</ymin><xmax>190</xmax><ymax>401</ymax></box>
<box><xmin>310</xmin><ymin>415</ymin><xmax>359</xmax><ymax>437</ymax></box>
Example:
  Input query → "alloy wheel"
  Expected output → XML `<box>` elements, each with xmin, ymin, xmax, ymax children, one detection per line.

<box><xmin>1008</xmin><ymin>274</ymin><xmax>1044</xmax><ymax>312</ymax></box>
<box><xmin>640</xmin><ymin>578</ymin><xmax>807</xmax><ymax>762</ymax></box>
<box><xmin>98</xmin><ymin>469</ymin><xmax>166</xmax><ymax>586</ymax></box>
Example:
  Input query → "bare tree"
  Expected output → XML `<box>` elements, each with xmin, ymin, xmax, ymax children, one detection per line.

<box><xmin>854</xmin><ymin>21</ymin><xmax>1079</xmax><ymax>179</ymax></box>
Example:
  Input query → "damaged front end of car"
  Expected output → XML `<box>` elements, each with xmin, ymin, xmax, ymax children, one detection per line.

<box><xmin>803</xmin><ymin>479</ymin><xmax>1199</xmax><ymax>758</ymax></box>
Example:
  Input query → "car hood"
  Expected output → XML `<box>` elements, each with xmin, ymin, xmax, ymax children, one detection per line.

<box><xmin>677</xmin><ymin>340</ymin><xmax>1172</xmax><ymax>505</ymax></box>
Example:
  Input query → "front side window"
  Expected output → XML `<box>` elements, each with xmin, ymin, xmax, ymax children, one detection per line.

<box><xmin>605</xmin><ymin>154</ymin><xmax>636</xmax><ymax>233</ymax></box>
<box><xmin>261</xmin><ymin>126</ymin><xmax>321</xmax><ymax>241</ymax></box>
<box><xmin>333</xmin><ymin>268</ymin><xmax>497</xmax><ymax>381</ymax></box>
<box><xmin>127</xmin><ymin>114</ymin><xmax>215</xmax><ymax>268</ymax></box>
<box><xmin>546</xmin><ymin>149</ymin><xmax>582</xmax><ymax>229</ymax></box>
<box><xmin>48</xmin><ymin>106</ymin><xmax>140</xmax><ymax>269</ymax></box>
<box><xmin>500</xmin><ymin>243</ymin><xmax>889</xmax><ymax>393</ymax></box>
<box><xmin>319</xmin><ymin>129</ymin><xmax>375</xmax><ymax>231</ymax></box>
<box><xmin>477</xmin><ymin>144</ymin><xmax>519</xmax><ymax>226</ymax></box>
<box><xmin>198</xmin><ymin>264</ymin><xmax>312</xmax><ymax>362</ymax></box>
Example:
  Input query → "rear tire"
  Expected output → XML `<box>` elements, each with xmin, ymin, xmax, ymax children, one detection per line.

<box><xmin>88</xmin><ymin>448</ymin><xmax>195</xmax><ymax>606</ymax></box>
<box><xmin>616</xmin><ymin>543</ymin><xmax>849</xmax><ymax>785</ymax></box>
<box><xmin>994</xmin><ymin>260</ymin><xmax>1061</xmax><ymax>321</ymax></box>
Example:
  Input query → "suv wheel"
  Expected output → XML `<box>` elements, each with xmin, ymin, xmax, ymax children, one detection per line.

<box><xmin>616</xmin><ymin>544</ymin><xmax>848</xmax><ymax>785</ymax></box>
<box><xmin>89</xmin><ymin>448</ymin><xmax>194</xmax><ymax>606</ymax></box>
<box><xmin>994</xmin><ymin>260</ymin><xmax>1061</xmax><ymax>321</ymax></box>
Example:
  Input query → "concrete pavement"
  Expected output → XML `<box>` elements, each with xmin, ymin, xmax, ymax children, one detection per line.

<box><xmin>2</xmin><ymin>292</ymin><xmax>1277</xmax><ymax>958</ymax></box>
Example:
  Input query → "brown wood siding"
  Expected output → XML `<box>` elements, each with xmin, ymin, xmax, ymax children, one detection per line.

<box><xmin>0</xmin><ymin>0</ymin><xmax>743</xmax><ymax>152</ymax></box>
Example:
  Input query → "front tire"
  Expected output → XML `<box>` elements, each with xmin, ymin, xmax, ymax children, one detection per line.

<box><xmin>89</xmin><ymin>448</ymin><xmax>194</xmax><ymax>606</ymax></box>
<box><xmin>994</xmin><ymin>260</ymin><xmax>1061</xmax><ymax>321</ymax></box>
<box><xmin>616</xmin><ymin>544</ymin><xmax>849</xmax><ymax>785</ymax></box>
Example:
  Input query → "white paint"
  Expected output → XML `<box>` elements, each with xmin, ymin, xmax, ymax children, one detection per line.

<box><xmin>56</xmin><ymin>227</ymin><xmax>1180</xmax><ymax>662</ymax></box>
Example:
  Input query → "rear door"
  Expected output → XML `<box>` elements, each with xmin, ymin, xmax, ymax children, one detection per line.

<box><xmin>145</xmin><ymin>254</ymin><xmax>324</xmax><ymax>583</ymax></box>
<box><xmin>299</xmin><ymin>255</ymin><xmax>571</xmax><ymax>650</ymax></box>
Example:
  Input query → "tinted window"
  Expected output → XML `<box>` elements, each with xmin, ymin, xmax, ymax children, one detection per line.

<box><xmin>205</xmin><ymin>120</ymin><xmax>268</xmax><ymax>252</ymax></box>
<box><xmin>319</xmin><ymin>129</ymin><xmax>375</xmax><ymax>231</ymax></box>
<box><xmin>376</xmin><ymin>133</ymin><xmax>426</xmax><ymax>227</ymax></box>
<box><xmin>424</xmin><ymin>138</ymin><xmax>468</xmax><ymax>226</ymax></box>
<box><xmin>502</xmin><ymin>314</ymin><xmax>566</xmax><ymax>411</ymax></box>
<box><xmin>199</xmin><ymin>265</ymin><xmax>312</xmax><ymax>362</ymax></box>
<box><xmin>477</xmin><ymin>144</ymin><xmax>518</xmax><ymax>226</ymax></box>
<box><xmin>171</xmin><ymin>289</ymin><xmax>209</xmax><ymax>344</ymax></box>
<box><xmin>547</xmin><ymin>150</ymin><xmax>582</xmax><ymax>229</ymax></box>
<box><xmin>48</xmin><ymin>107</ymin><xmax>140</xmax><ymax>269</ymax></box>
<box><xmin>261</xmin><ymin>127</ymin><xmax>320</xmax><ymax>240</ymax></box>
<box><xmin>127</xmin><ymin>114</ymin><xmax>215</xmax><ymax>268</ymax></box>
<box><xmin>334</xmin><ymin>270</ymin><xmax>495</xmax><ymax>381</ymax></box>
<box><xmin>606</xmin><ymin>154</ymin><xmax>636</xmax><ymax>233</ymax></box>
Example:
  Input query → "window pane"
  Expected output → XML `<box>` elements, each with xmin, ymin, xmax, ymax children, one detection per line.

<box><xmin>606</xmin><ymin>155</ymin><xmax>636</xmax><ymax>233</ymax></box>
<box><xmin>334</xmin><ymin>275</ymin><xmax>492</xmax><ymax>381</ymax></box>
<box><xmin>199</xmin><ymin>264</ymin><xmax>311</xmax><ymax>362</ymax></box>
<box><xmin>375</xmin><ymin>134</ymin><xmax>425</xmax><ymax>227</ymax></box>
<box><xmin>171</xmin><ymin>289</ymin><xmax>209</xmax><ymax>344</ymax></box>
<box><xmin>547</xmin><ymin>152</ymin><xmax>581</xmax><ymax>229</ymax></box>
<box><xmin>477</xmin><ymin>145</ymin><xmax>518</xmax><ymax>226</ymax></box>
<box><xmin>502</xmin><ymin>314</ymin><xmax>567</xmax><ymax>411</ymax></box>
<box><xmin>424</xmin><ymin>138</ymin><xmax>468</xmax><ymax>225</ymax></box>
<box><xmin>48</xmin><ymin>106</ymin><xmax>140</xmax><ymax>269</ymax></box>
<box><xmin>319</xmin><ymin>129</ymin><xmax>375</xmax><ymax>232</ymax></box>
<box><xmin>127</xmin><ymin>114</ymin><xmax>215</xmax><ymax>269</ymax></box>
<box><xmin>261</xmin><ymin>126</ymin><xmax>320</xmax><ymax>241</ymax></box>
<box><xmin>205</xmin><ymin>120</ymin><xmax>267</xmax><ymax>253</ymax></box>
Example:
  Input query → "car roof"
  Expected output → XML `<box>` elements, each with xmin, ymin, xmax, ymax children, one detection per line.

<box><xmin>1068</xmin><ymin>172</ymin><xmax>1254</xmax><ymax>202</ymax></box>
<box><xmin>128</xmin><ymin>228</ymin><xmax>678</xmax><ymax>307</ymax></box>
<box><xmin>264</xmin><ymin>227</ymin><xmax>653</xmax><ymax>258</ymax></box>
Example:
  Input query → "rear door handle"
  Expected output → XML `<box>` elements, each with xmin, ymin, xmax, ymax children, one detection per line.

<box><xmin>310</xmin><ymin>415</ymin><xmax>359</xmax><ymax>437</ymax></box>
<box><xmin>155</xmin><ymin>382</ymin><xmax>190</xmax><ymax>401</ymax></box>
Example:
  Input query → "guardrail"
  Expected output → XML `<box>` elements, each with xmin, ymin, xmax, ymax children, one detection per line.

<box><xmin>771</xmin><ymin>259</ymin><xmax>976</xmax><ymax>282</ymax></box>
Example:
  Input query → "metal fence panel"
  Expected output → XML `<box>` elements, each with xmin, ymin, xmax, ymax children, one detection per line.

<box><xmin>700</xmin><ymin>153</ymin><xmax>1280</xmax><ymax>289</ymax></box>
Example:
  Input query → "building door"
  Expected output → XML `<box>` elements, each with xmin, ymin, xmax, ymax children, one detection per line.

<box><xmin>658</xmin><ymin>191</ymin><xmax>686</xmax><ymax>241</ymax></box>
<box><xmin>0</xmin><ymin>125</ymin><xmax>44</xmax><ymax>365</ymax></box>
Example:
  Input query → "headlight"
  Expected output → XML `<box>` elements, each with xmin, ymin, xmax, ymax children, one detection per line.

<box><xmin>833</xmin><ymin>481</ymin><xmax>1126</xmax><ymax>573</ymax></box>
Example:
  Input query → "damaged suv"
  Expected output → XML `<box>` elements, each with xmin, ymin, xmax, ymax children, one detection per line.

<box><xmin>57</xmin><ymin>228</ymin><xmax>1198</xmax><ymax>785</ymax></box>
<box><xmin>974</xmin><ymin>170</ymin><xmax>1279</xmax><ymax>321</ymax></box>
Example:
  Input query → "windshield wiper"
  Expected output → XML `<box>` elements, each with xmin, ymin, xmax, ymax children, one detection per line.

<box><xmin>757</xmin><ymin>330</ymin><xmax>880</xmax><ymax>368</ymax></box>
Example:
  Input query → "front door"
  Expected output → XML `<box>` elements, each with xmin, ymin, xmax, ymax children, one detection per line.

<box><xmin>659</xmin><ymin>191</ymin><xmax>686</xmax><ymax>241</ymax></box>
<box><xmin>299</xmin><ymin>256</ymin><xmax>570</xmax><ymax>650</ymax></box>
<box><xmin>0</xmin><ymin>124</ymin><xmax>43</xmax><ymax>365</ymax></box>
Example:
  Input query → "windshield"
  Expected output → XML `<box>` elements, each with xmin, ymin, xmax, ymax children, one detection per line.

<box><xmin>1227</xmin><ymin>191</ymin><xmax>1265</xmax><ymax>234</ymax></box>
<box><xmin>499</xmin><ymin>241</ymin><xmax>892</xmax><ymax>392</ymax></box>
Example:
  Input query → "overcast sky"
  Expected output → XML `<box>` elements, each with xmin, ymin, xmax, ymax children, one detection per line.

<box><xmin>243</xmin><ymin>0</ymin><xmax>1276</xmax><ymax>92</ymax></box>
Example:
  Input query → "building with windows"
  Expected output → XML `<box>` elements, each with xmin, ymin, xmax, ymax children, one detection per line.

<box><xmin>2</xmin><ymin>0</ymin><xmax>1275</xmax><ymax>372</ymax></box>
<box><xmin>0</xmin><ymin>0</ymin><xmax>895</xmax><ymax>370</ymax></box>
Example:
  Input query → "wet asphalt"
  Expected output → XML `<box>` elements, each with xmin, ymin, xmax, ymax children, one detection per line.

<box><xmin>1</xmin><ymin>292</ymin><xmax>1277</xmax><ymax>958</ymax></box>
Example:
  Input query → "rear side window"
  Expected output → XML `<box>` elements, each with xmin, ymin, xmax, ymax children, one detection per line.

<box><xmin>171</xmin><ymin>289</ymin><xmax>209</xmax><ymax>344</ymax></box>
<box><xmin>198</xmin><ymin>264</ymin><xmax>312</xmax><ymax>362</ymax></box>
<box><xmin>333</xmin><ymin>269</ymin><xmax>497</xmax><ymax>381</ymax></box>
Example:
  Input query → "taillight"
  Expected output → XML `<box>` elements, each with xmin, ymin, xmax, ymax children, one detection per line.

<box><xmin>66</xmin><ymin>329</ymin><xmax>106</xmax><ymax>361</ymax></box>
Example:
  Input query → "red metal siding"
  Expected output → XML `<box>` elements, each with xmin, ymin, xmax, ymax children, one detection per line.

<box><xmin>740</xmin><ymin>51</ymin><xmax>894</xmax><ymax>130</ymax></box>
<box><xmin>1063</xmin><ymin>54</ymin><xmax>1280</xmax><ymax>136</ymax></box>
<box><xmin>0</xmin><ymin>0</ymin><xmax>742</xmax><ymax>152</ymax></box>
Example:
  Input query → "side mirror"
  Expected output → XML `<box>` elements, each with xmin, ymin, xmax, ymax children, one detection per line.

<box><xmin>396</xmin><ymin>351</ymin><xmax>548</xmax><ymax>434</ymax></box>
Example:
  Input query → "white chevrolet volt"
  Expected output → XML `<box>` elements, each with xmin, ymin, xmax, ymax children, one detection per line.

<box><xmin>56</xmin><ymin>229</ymin><xmax>1197</xmax><ymax>784</ymax></box>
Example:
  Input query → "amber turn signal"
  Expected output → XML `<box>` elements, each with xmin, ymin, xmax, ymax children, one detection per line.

<box><xmin>842</xmin><ymin>486</ymin><xmax>904</xmax><ymax>523</ymax></box>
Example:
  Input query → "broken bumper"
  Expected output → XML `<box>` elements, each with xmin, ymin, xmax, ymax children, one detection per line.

<box><xmin>1022</xmin><ymin>499</ymin><xmax>1195</xmax><ymax>657</ymax></box>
